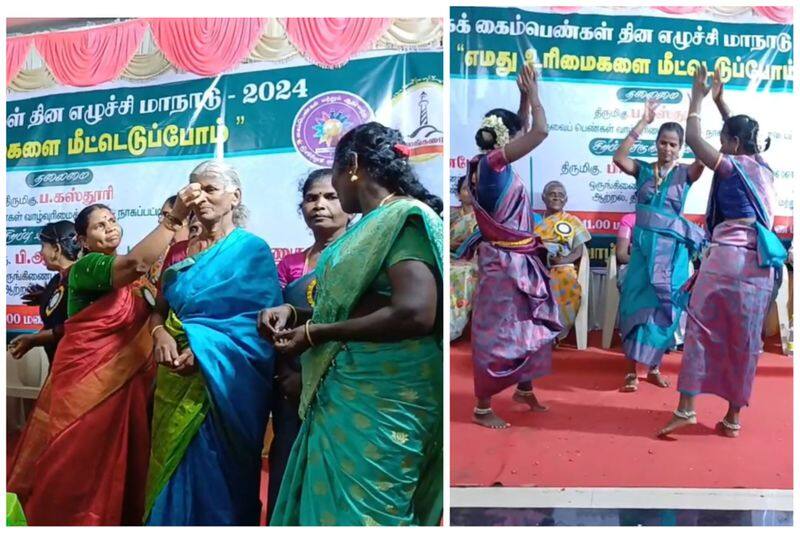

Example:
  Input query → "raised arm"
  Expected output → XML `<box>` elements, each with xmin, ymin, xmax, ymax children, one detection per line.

<box><xmin>613</xmin><ymin>99</ymin><xmax>658</xmax><ymax>177</ymax></box>
<box><xmin>685</xmin><ymin>64</ymin><xmax>722</xmax><ymax>170</ymax></box>
<box><xmin>503</xmin><ymin>63</ymin><xmax>549</xmax><ymax>164</ymax></box>
<box><xmin>516</xmin><ymin>71</ymin><xmax>531</xmax><ymax>134</ymax></box>
<box><xmin>711</xmin><ymin>68</ymin><xmax>731</xmax><ymax>122</ymax></box>
<box><xmin>111</xmin><ymin>184</ymin><xmax>200</xmax><ymax>288</ymax></box>
<box><xmin>687</xmin><ymin>159</ymin><xmax>706</xmax><ymax>183</ymax></box>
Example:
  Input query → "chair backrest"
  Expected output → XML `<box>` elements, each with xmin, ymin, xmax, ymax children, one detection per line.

<box><xmin>7</xmin><ymin>347</ymin><xmax>49</xmax><ymax>388</ymax></box>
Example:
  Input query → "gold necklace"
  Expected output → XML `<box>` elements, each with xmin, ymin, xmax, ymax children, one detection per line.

<box><xmin>378</xmin><ymin>192</ymin><xmax>397</xmax><ymax>207</ymax></box>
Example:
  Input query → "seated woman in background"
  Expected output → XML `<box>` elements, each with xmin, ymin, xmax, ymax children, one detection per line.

<box><xmin>8</xmin><ymin>221</ymin><xmax>81</xmax><ymax>366</ymax></box>
<box><xmin>145</xmin><ymin>161</ymin><xmax>282</xmax><ymax>526</ymax></box>
<box><xmin>267</xmin><ymin>167</ymin><xmax>350</xmax><ymax>523</ymax></box>
<box><xmin>450</xmin><ymin>174</ymin><xmax>479</xmax><ymax>340</ymax></box>
<box><xmin>8</xmin><ymin>192</ymin><xmax>195</xmax><ymax>525</ymax></box>
<box><xmin>534</xmin><ymin>181</ymin><xmax>591</xmax><ymax>341</ymax></box>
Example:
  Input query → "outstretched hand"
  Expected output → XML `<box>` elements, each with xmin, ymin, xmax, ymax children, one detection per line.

<box><xmin>710</xmin><ymin>68</ymin><xmax>724</xmax><ymax>102</ymax></box>
<box><xmin>643</xmin><ymin>99</ymin><xmax>660</xmax><ymax>124</ymax></box>
<box><xmin>691</xmin><ymin>63</ymin><xmax>712</xmax><ymax>100</ymax></box>
<box><xmin>516</xmin><ymin>63</ymin><xmax>538</xmax><ymax>98</ymax></box>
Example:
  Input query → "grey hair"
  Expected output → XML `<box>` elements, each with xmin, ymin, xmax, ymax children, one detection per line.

<box><xmin>189</xmin><ymin>160</ymin><xmax>248</xmax><ymax>227</ymax></box>
<box><xmin>542</xmin><ymin>180</ymin><xmax>566</xmax><ymax>196</ymax></box>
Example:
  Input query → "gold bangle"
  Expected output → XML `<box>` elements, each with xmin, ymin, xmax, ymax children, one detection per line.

<box><xmin>304</xmin><ymin>320</ymin><xmax>315</xmax><ymax>347</ymax></box>
<box><xmin>286</xmin><ymin>303</ymin><xmax>298</xmax><ymax>327</ymax></box>
<box><xmin>150</xmin><ymin>324</ymin><xmax>165</xmax><ymax>337</ymax></box>
<box><xmin>687</xmin><ymin>112</ymin><xmax>701</xmax><ymax>120</ymax></box>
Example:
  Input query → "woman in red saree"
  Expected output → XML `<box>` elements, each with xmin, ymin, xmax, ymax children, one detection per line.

<box><xmin>7</xmin><ymin>186</ymin><xmax>199</xmax><ymax>525</ymax></box>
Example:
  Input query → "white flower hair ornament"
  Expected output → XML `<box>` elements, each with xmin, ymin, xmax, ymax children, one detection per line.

<box><xmin>480</xmin><ymin>115</ymin><xmax>511</xmax><ymax>149</ymax></box>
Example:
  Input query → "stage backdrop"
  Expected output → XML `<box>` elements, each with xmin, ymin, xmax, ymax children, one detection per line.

<box><xmin>450</xmin><ymin>6</ymin><xmax>794</xmax><ymax>264</ymax></box>
<box><xmin>7</xmin><ymin>49</ymin><xmax>444</xmax><ymax>332</ymax></box>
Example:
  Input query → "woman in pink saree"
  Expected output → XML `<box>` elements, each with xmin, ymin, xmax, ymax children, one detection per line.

<box><xmin>658</xmin><ymin>66</ymin><xmax>784</xmax><ymax>438</ymax></box>
<box><xmin>455</xmin><ymin>64</ymin><xmax>561</xmax><ymax>429</ymax></box>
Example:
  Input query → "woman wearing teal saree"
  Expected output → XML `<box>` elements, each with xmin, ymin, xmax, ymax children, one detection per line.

<box><xmin>260</xmin><ymin>122</ymin><xmax>444</xmax><ymax>526</ymax></box>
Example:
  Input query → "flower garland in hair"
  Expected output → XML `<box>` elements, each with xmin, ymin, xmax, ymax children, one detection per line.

<box><xmin>480</xmin><ymin>115</ymin><xmax>510</xmax><ymax>148</ymax></box>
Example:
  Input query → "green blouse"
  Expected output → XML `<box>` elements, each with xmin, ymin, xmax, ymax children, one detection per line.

<box><xmin>370</xmin><ymin>217</ymin><xmax>437</xmax><ymax>296</ymax></box>
<box><xmin>67</xmin><ymin>252</ymin><xmax>115</xmax><ymax>317</ymax></box>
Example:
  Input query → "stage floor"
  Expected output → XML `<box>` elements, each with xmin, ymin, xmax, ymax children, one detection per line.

<box><xmin>450</xmin><ymin>333</ymin><xmax>793</xmax><ymax>492</ymax></box>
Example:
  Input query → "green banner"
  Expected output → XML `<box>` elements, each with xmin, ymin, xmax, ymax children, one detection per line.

<box><xmin>450</xmin><ymin>7</ymin><xmax>793</xmax><ymax>91</ymax></box>
<box><xmin>7</xmin><ymin>52</ymin><xmax>442</xmax><ymax>169</ymax></box>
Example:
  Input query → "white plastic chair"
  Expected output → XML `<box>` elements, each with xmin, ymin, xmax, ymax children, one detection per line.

<box><xmin>773</xmin><ymin>264</ymin><xmax>791</xmax><ymax>355</ymax></box>
<box><xmin>601</xmin><ymin>253</ymin><xmax>620</xmax><ymax>350</ymax></box>
<box><xmin>574</xmin><ymin>246</ymin><xmax>590</xmax><ymax>350</ymax></box>
<box><xmin>7</xmin><ymin>346</ymin><xmax>49</xmax><ymax>430</ymax></box>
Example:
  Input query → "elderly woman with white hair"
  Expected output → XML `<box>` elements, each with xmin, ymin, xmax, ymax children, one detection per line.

<box><xmin>144</xmin><ymin>160</ymin><xmax>282</xmax><ymax>525</ymax></box>
<box><xmin>533</xmin><ymin>180</ymin><xmax>591</xmax><ymax>341</ymax></box>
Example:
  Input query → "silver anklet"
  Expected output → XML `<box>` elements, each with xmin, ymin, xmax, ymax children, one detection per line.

<box><xmin>474</xmin><ymin>407</ymin><xmax>493</xmax><ymax>415</ymax></box>
<box><xmin>673</xmin><ymin>409</ymin><xmax>696</xmax><ymax>419</ymax></box>
<box><xmin>721</xmin><ymin>418</ymin><xmax>741</xmax><ymax>431</ymax></box>
<box><xmin>515</xmin><ymin>389</ymin><xmax>534</xmax><ymax>397</ymax></box>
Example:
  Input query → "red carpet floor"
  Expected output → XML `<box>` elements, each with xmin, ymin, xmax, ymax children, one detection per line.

<box><xmin>451</xmin><ymin>332</ymin><xmax>793</xmax><ymax>490</ymax></box>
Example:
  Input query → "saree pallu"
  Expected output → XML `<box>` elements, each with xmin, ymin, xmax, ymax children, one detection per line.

<box><xmin>145</xmin><ymin>229</ymin><xmax>282</xmax><ymax>525</ymax></box>
<box><xmin>677</xmin><ymin>223</ymin><xmax>773</xmax><ymax>407</ymax></box>
<box><xmin>271</xmin><ymin>199</ymin><xmax>444</xmax><ymax>526</ymax></box>
<box><xmin>7</xmin><ymin>285</ymin><xmax>154</xmax><ymax>526</ymax></box>
<box><xmin>620</xmin><ymin>162</ymin><xmax>704</xmax><ymax>367</ymax></box>
<box><xmin>549</xmin><ymin>265</ymin><xmax>580</xmax><ymax>340</ymax></box>
<box><xmin>460</xmin><ymin>150</ymin><xmax>561</xmax><ymax>398</ymax></box>
<box><xmin>6</xmin><ymin>494</ymin><xmax>27</xmax><ymax>526</ymax></box>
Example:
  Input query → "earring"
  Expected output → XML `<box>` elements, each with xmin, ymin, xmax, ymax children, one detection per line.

<box><xmin>350</xmin><ymin>174</ymin><xmax>358</xmax><ymax>182</ymax></box>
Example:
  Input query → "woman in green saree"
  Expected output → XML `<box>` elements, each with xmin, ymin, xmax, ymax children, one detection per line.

<box><xmin>259</xmin><ymin>122</ymin><xmax>444</xmax><ymax>526</ymax></box>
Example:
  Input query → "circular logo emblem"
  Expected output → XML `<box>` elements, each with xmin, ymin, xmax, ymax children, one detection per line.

<box><xmin>292</xmin><ymin>91</ymin><xmax>374</xmax><ymax>167</ymax></box>
<box><xmin>45</xmin><ymin>285</ymin><xmax>64</xmax><ymax>317</ymax></box>
<box><xmin>555</xmin><ymin>221</ymin><xmax>574</xmax><ymax>240</ymax></box>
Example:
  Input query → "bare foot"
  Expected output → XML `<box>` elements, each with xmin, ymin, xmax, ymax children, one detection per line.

<box><xmin>657</xmin><ymin>412</ymin><xmax>697</xmax><ymax>438</ymax></box>
<box><xmin>646</xmin><ymin>371</ymin><xmax>670</xmax><ymax>388</ymax></box>
<box><xmin>619</xmin><ymin>373</ymin><xmax>638</xmax><ymax>393</ymax></box>
<box><xmin>512</xmin><ymin>390</ymin><xmax>549</xmax><ymax>412</ymax></box>
<box><xmin>715</xmin><ymin>421</ymin><xmax>740</xmax><ymax>438</ymax></box>
<box><xmin>472</xmin><ymin>410</ymin><xmax>511</xmax><ymax>429</ymax></box>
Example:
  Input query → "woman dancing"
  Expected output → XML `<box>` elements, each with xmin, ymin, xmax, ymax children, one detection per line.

<box><xmin>456</xmin><ymin>63</ymin><xmax>561</xmax><ymax>429</ymax></box>
<box><xmin>658</xmin><ymin>66</ymin><xmax>783</xmax><ymax>438</ymax></box>
<box><xmin>262</xmin><ymin>122</ymin><xmax>443</xmax><ymax>526</ymax></box>
<box><xmin>8</xmin><ymin>192</ymin><xmax>195</xmax><ymax>525</ymax></box>
<box><xmin>612</xmin><ymin>100</ymin><xmax>706</xmax><ymax>393</ymax></box>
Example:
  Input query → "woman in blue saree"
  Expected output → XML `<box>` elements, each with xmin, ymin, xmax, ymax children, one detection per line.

<box><xmin>144</xmin><ymin>160</ymin><xmax>282</xmax><ymax>525</ymax></box>
<box><xmin>612</xmin><ymin>100</ymin><xmax>706</xmax><ymax>393</ymax></box>
<box><xmin>260</xmin><ymin>122</ymin><xmax>443</xmax><ymax>526</ymax></box>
